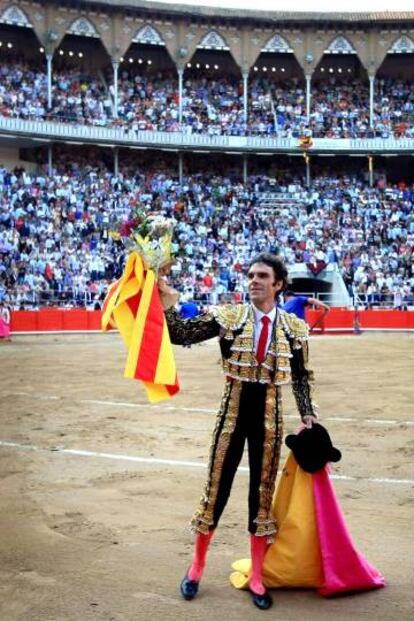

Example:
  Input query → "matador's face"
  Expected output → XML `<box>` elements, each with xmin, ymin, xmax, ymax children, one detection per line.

<box><xmin>247</xmin><ymin>263</ymin><xmax>283</xmax><ymax>307</ymax></box>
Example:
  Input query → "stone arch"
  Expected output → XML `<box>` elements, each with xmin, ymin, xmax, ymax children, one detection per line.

<box><xmin>183</xmin><ymin>28</ymin><xmax>241</xmax><ymax>75</ymax></box>
<box><xmin>249</xmin><ymin>32</ymin><xmax>303</xmax><ymax>80</ymax></box>
<box><xmin>197</xmin><ymin>30</ymin><xmax>230</xmax><ymax>51</ymax></box>
<box><xmin>325</xmin><ymin>35</ymin><xmax>356</xmax><ymax>55</ymax></box>
<box><xmin>0</xmin><ymin>4</ymin><xmax>32</xmax><ymax>28</ymax></box>
<box><xmin>67</xmin><ymin>17</ymin><xmax>99</xmax><ymax>39</ymax></box>
<box><xmin>262</xmin><ymin>34</ymin><xmax>293</xmax><ymax>54</ymax></box>
<box><xmin>0</xmin><ymin>4</ymin><xmax>45</xmax><ymax>57</ymax></box>
<box><xmin>121</xmin><ymin>22</ymin><xmax>175</xmax><ymax>71</ymax></box>
<box><xmin>387</xmin><ymin>34</ymin><xmax>414</xmax><ymax>55</ymax></box>
<box><xmin>132</xmin><ymin>24</ymin><xmax>165</xmax><ymax>46</ymax></box>
<box><xmin>53</xmin><ymin>15</ymin><xmax>112</xmax><ymax>72</ymax></box>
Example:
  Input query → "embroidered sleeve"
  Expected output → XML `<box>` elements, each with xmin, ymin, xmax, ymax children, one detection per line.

<box><xmin>289</xmin><ymin>339</ymin><xmax>318</xmax><ymax>420</ymax></box>
<box><xmin>165</xmin><ymin>308</ymin><xmax>220</xmax><ymax>346</ymax></box>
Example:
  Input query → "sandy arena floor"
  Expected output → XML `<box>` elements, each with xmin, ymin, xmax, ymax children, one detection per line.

<box><xmin>0</xmin><ymin>332</ymin><xmax>413</xmax><ymax>621</ymax></box>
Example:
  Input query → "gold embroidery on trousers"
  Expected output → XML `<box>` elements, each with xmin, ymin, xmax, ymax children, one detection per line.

<box><xmin>253</xmin><ymin>384</ymin><xmax>283</xmax><ymax>541</ymax></box>
<box><xmin>190</xmin><ymin>381</ymin><xmax>242</xmax><ymax>534</ymax></box>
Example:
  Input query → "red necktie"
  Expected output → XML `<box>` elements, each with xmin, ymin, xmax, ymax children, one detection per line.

<box><xmin>256</xmin><ymin>316</ymin><xmax>271</xmax><ymax>364</ymax></box>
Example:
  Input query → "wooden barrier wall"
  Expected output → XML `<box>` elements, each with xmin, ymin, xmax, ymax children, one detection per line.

<box><xmin>306</xmin><ymin>309</ymin><xmax>414</xmax><ymax>331</ymax></box>
<box><xmin>10</xmin><ymin>310</ymin><xmax>102</xmax><ymax>332</ymax></box>
<box><xmin>8</xmin><ymin>309</ymin><xmax>414</xmax><ymax>333</ymax></box>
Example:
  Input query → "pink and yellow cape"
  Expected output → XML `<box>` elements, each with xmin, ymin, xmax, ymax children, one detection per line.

<box><xmin>231</xmin><ymin>453</ymin><xmax>385</xmax><ymax>596</ymax></box>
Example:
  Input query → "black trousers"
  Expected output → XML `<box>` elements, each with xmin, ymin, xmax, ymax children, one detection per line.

<box><xmin>211</xmin><ymin>382</ymin><xmax>269</xmax><ymax>533</ymax></box>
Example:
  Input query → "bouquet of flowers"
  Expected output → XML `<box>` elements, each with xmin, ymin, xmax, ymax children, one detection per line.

<box><xmin>119</xmin><ymin>210</ymin><xmax>174</xmax><ymax>273</ymax></box>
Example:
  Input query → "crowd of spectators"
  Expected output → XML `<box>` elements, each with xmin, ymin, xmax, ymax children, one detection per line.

<box><xmin>309</xmin><ymin>79</ymin><xmax>371</xmax><ymax>138</ymax></box>
<box><xmin>0</xmin><ymin>161</ymin><xmax>412</xmax><ymax>311</ymax></box>
<box><xmin>0</xmin><ymin>62</ymin><xmax>112</xmax><ymax>125</ymax></box>
<box><xmin>374</xmin><ymin>78</ymin><xmax>414</xmax><ymax>138</ymax></box>
<box><xmin>115</xmin><ymin>70</ymin><xmax>179</xmax><ymax>131</ymax></box>
<box><xmin>51</xmin><ymin>69</ymin><xmax>111</xmax><ymax>125</ymax></box>
<box><xmin>261</xmin><ymin>176</ymin><xmax>413</xmax><ymax>307</ymax></box>
<box><xmin>1</xmin><ymin>60</ymin><xmax>413</xmax><ymax>138</ymax></box>
<box><xmin>181</xmin><ymin>76</ymin><xmax>245</xmax><ymax>135</ymax></box>
<box><xmin>0</xmin><ymin>62</ymin><xmax>47</xmax><ymax>121</ymax></box>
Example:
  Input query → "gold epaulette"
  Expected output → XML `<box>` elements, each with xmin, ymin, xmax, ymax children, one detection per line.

<box><xmin>212</xmin><ymin>304</ymin><xmax>249</xmax><ymax>334</ymax></box>
<box><xmin>279</xmin><ymin>310</ymin><xmax>309</xmax><ymax>341</ymax></box>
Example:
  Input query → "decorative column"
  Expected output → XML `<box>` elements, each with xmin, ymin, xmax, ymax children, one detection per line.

<box><xmin>304</xmin><ymin>153</ymin><xmax>310</xmax><ymax>187</ymax></box>
<box><xmin>114</xmin><ymin>148</ymin><xmax>119</xmax><ymax>177</ymax></box>
<box><xmin>112</xmin><ymin>60</ymin><xmax>119</xmax><ymax>119</ymax></box>
<box><xmin>178</xmin><ymin>68</ymin><xmax>184</xmax><ymax>126</ymax></box>
<box><xmin>46</xmin><ymin>53</ymin><xmax>53</xmax><ymax>110</ymax></box>
<box><xmin>305</xmin><ymin>74</ymin><xmax>312</xmax><ymax>121</ymax></box>
<box><xmin>243</xmin><ymin>154</ymin><xmax>247</xmax><ymax>184</ymax></box>
<box><xmin>368</xmin><ymin>155</ymin><xmax>374</xmax><ymax>187</ymax></box>
<box><xmin>369</xmin><ymin>75</ymin><xmax>375</xmax><ymax>129</ymax></box>
<box><xmin>242</xmin><ymin>72</ymin><xmax>248</xmax><ymax>129</ymax></box>
<box><xmin>47</xmin><ymin>145</ymin><xmax>53</xmax><ymax>176</ymax></box>
<box><xmin>178</xmin><ymin>152</ymin><xmax>183</xmax><ymax>185</ymax></box>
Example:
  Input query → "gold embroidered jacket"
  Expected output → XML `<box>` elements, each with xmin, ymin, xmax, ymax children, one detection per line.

<box><xmin>165</xmin><ymin>304</ymin><xmax>317</xmax><ymax>420</ymax></box>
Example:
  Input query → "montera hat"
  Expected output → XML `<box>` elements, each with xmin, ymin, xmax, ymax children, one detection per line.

<box><xmin>285</xmin><ymin>423</ymin><xmax>341</xmax><ymax>473</ymax></box>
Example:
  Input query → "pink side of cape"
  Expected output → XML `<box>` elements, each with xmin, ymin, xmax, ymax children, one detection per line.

<box><xmin>0</xmin><ymin>317</ymin><xmax>10</xmax><ymax>339</ymax></box>
<box><xmin>312</xmin><ymin>467</ymin><xmax>385</xmax><ymax>596</ymax></box>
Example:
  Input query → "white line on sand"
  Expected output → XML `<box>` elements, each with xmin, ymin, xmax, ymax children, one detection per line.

<box><xmin>1</xmin><ymin>440</ymin><xmax>413</xmax><ymax>486</ymax></box>
<box><xmin>9</xmin><ymin>392</ymin><xmax>414</xmax><ymax>427</ymax></box>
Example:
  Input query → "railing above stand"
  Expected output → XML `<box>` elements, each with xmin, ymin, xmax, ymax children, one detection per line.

<box><xmin>0</xmin><ymin>116</ymin><xmax>413</xmax><ymax>154</ymax></box>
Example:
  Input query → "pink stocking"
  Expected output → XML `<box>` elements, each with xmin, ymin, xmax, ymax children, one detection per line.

<box><xmin>250</xmin><ymin>534</ymin><xmax>268</xmax><ymax>595</ymax></box>
<box><xmin>188</xmin><ymin>530</ymin><xmax>214</xmax><ymax>582</ymax></box>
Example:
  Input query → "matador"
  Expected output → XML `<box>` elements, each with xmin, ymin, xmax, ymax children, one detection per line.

<box><xmin>159</xmin><ymin>253</ymin><xmax>318</xmax><ymax>610</ymax></box>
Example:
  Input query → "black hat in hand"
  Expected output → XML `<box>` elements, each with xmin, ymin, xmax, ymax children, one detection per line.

<box><xmin>285</xmin><ymin>423</ymin><xmax>341</xmax><ymax>473</ymax></box>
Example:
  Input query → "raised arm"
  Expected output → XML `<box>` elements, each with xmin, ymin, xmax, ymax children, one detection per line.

<box><xmin>158</xmin><ymin>275</ymin><xmax>220</xmax><ymax>346</ymax></box>
<box><xmin>164</xmin><ymin>307</ymin><xmax>220</xmax><ymax>346</ymax></box>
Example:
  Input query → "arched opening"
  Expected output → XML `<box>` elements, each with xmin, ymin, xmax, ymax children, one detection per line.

<box><xmin>21</xmin><ymin>143</ymin><xmax>182</xmax><ymax>180</ymax></box>
<box><xmin>182</xmin><ymin>151</ymin><xmax>243</xmax><ymax>180</ymax></box>
<box><xmin>183</xmin><ymin>32</ymin><xmax>242</xmax><ymax>135</ymax></box>
<box><xmin>311</xmin><ymin>37</ymin><xmax>369</xmax><ymax>138</ymax></box>
<box><xmin>51</xmin><ymin>23</ymin><xmax>112</xmax><ymax>125</ymax></box>
<box><xmin>374</xmin><ymin>155</ymin><xmax>414</xmax><ymax>184</ymax></box>
<box><xmin>117</xmin><ymin>147</ymin><xmax>179</xmax><ymax>179</ymax></box>
<box><xmin>0</xmin><ymin>19</ymin><xmax>46</xmax><ymax>121</ymax></box>
<box><xmin>249</xmin><ymin>38</ymin><xmax>305</xmax><ymax>136</ymax></box>
<box><xmin>247</xmin><ymin>154</ymin><xmax>306</xmax><ymax>184</ymax></box>
<box><xmin>375</xmin><ymin>37</ymin><xmax>414</xmax><ymax>138</ymax></box>
<box><xmin>20</xmin><ymin>142</ymin><xmax>115</xmax><ymax>175</ymax></box>
<box><xmin>117</xmin><ymin>27</ymin><xmax>177</xmax><ymax>131</ymax></box>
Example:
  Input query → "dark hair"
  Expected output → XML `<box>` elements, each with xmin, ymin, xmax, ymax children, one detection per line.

<box><xmin>248</xmin><ymin>253</ymin><xmax>289</xmax><ymax>294</ymax></box>
<box><xmin>284</xmin><ymin>289</ymin><xmax>296</xmax><ymax>297</ymax></box>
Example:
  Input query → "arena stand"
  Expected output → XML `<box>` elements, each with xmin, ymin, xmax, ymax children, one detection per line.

<box><xmin>0</xmin><ymin>2</ymin><xmax>412</xmax><ymax>332</ymax></box>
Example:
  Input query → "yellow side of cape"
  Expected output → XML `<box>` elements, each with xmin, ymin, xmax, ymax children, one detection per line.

<box><xmin>230</xmin><ymin>452</ymin><xmax>324</xmax><ymax>589</ymax></box>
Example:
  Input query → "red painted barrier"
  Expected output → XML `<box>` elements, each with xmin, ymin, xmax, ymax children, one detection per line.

<box><xmin>8</xmin><ymin>308</ymin><xmax>414</xmax><ymax>333</ymax></box>
<box><xmin>11</xmin><ymin>311</ymin><xmax>38</xmax><ymax>332</ymax></box>
<box><xmin>37</xmin><ymin>309</ymin><xmax>65</xmax><ymax>331</ymax></box>
<box><xmin>307</xmin><ymin>309</ymin><xmax>414</xmax><ymax>331</ymax></box>
<box><xmin>359</xmin><ymin>310</ymin><xmax>414</xmax><ymax>330</ymax></box>
<box><xmin>10</xmin><ymin>310</ymin><xmax>102</xmax><ymax>332</ymax></box>
<box><xmin>87</xmin><ymin>312</ymin><xmax>102</xmax><ymax>330</ymax></box>
<box><xmin>61</xmin><ymin>309</ymin><xmax>89</xmax><ymax>331</ymax></box>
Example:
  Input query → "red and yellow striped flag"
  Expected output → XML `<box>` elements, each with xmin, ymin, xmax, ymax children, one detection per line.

<box><xmin>101</xmin><ymin>251</ymin><xmax>179</xmax><ymax>403</ymax></box>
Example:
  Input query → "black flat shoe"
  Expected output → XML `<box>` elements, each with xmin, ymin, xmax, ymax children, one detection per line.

<box><xmin>180</xmin><ymin>573</ymin><xmax>199</xmax><ymax>601</ymax></box>
<box><xmin>249</xmin><ymin>587</ymin><xmax>273</xmax><ymax>610</ymax></box>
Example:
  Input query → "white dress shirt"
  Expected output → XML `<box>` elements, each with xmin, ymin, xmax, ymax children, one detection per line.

<box><xmin>252</xmin><ymin>304</ymin><xmax>277</xmax><ymax>356</ymax></box>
